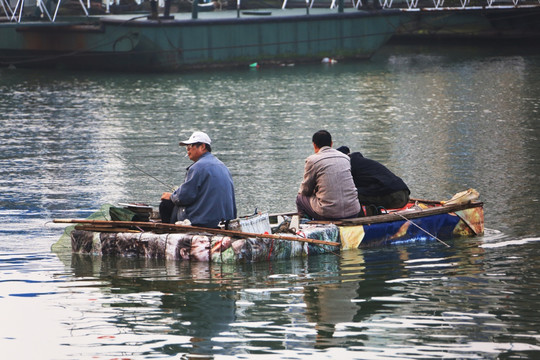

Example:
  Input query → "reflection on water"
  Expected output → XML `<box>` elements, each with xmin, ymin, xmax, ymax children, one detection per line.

<box><xmin>7</xmin><ymin>235</ymin><xmax>532</xmax><ymax>359</ymax></box>
<box><xmin>1</xmin><ymin>43</ymin><xmax>540</xmax><ymax>359</ymax></box>
<box><xmin>2</xmin><ymin>234</ymin><xmax>540</xmax><ymax>358</ymax></box>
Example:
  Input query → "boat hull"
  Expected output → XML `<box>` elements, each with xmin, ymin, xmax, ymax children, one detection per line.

<box><xmin>396</xmin><ymin>6</ymin><xmax>540</xmax><ymax>40</ymax></box>
<box><xmin>61</xmin><ymin>201</ymin><xmax>484</xmax><ymax>263</ymax></box>
<box><xmin>339</xmin><ymin>204</ymin><xmax>484</xmax><ymax>249</ymax></box>
<box><xmin>0</xmin><ymin>9</ymin><xmax>403</xmax><ymax>72</ymax></box>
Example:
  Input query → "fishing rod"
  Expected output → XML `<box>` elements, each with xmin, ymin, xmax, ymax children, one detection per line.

<box><xmin>113</xmin><ymin>154</ymin><xmax>176</xmax><ymax>192</ymax></box>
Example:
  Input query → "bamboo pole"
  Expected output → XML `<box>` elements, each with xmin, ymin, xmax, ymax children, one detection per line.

<box><xmin>309</xmin><ymin>201</ymin><xmax>483</xmax><ymax>226</ymax></box>
<box><xmin>54</xmin><ymin>219</ymin><xmax>341</xmax><ymax>247</ymax></box>
<box><xmin>74</xmin><ymin>225</ymin><xmax>141</xmax><ymax>233</ymax></box>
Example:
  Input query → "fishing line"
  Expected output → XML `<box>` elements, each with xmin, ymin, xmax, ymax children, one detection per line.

<box><xmin>113</xmin><ymin>154</ymin><xmax>175</xmax><ymax>191</ymax></box>
<box><xmin>395</xmin><ymin>213</ymin><xmax>451</xmax><ymax>247</ymax></box>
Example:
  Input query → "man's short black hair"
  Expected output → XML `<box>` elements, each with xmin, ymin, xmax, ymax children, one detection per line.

<box><xmin>336</xmin><ymin>146</ymin><xmax>350</xmax><ymax>155</ymax></box>
<box><xmin>312</xmin><ymin>130</ymin><xmax>332</xmax><ymax>148</ymax></box>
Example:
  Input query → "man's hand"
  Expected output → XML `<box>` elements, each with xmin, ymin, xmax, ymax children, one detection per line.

<box><xmin>161</xmin><ymin>192</ymin><xmax>172</xmax><ymax>200</ymax></box>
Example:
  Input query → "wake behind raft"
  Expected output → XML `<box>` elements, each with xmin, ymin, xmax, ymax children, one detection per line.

<box><xmin>52</xmin><ymin>189</ymin><xmax>484</xmax><ymax>263</ymax></box>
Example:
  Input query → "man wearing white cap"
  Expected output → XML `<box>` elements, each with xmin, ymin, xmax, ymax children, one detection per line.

<box><xmin>160</xmin><ymin>131</ymin><xmax>237</xmax><ymax>228</ymax></box>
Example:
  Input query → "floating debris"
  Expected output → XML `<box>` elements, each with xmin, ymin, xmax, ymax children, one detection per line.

<box><xmin>322</xmin><ymin>57</ymin><xmax>338</xmax><ymax>64</ymax></box>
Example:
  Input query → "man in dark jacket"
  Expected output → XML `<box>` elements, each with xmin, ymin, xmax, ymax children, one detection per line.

<box><xmin>337</xmin><ymin>146</ymin><xmax>410</xmax><ymax>213</ymax></box>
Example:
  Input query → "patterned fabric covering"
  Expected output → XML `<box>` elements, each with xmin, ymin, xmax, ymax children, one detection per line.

<box><xmin>70</xmin><ymin>223</ymin><xmax>342</xmax><ymax>264</ymax></box>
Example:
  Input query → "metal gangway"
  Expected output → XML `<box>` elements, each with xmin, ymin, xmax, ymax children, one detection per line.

<box><xmin>1</xmin><ymin>0</ymin><xmax>88</xmax><ymax>22</ymax></box>
<box><xmin>1</xmin><ymin>0</ymin><xmax>538</xmax><ymax>23</ymax></box>
<box><xmin>374</xmin><ymin>0</ymin><xmax>528</xmax><ymax>9</ymax></box>
<box><xmin>282</xmin><ymin>0</ymin><xmax>537</xmax><ymax>9</ymax></box>
<box><xmin>0</xmin><ymin>0</ymin><xmax>162</xmax><ymax>22</ymax></box>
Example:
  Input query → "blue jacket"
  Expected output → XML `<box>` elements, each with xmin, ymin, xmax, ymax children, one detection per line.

<box><xmin>170</xmin><ymin>152</ymin><xmax>237</xmax><ymax>228</ymax></box>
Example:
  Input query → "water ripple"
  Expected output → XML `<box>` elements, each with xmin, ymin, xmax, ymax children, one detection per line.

<box><xmin>2</xmin><ymin>49</ymin><xmax>540</xmax><ymax>359</ymax></box>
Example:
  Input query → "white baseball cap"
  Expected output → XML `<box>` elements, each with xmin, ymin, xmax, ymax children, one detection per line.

<box><xmin>179</xmin><ymin>131</ymin><xmax>212</xmax><ymax>146</ymax></box>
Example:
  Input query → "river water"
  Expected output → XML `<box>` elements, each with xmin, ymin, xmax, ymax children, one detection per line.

<box><xmin>1</xmin><ymin>41</ymin><xmax>539</xmax><ymax>359</ymax></box>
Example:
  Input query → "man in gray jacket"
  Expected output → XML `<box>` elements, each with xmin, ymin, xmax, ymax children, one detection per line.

<box><xmin>296</xmin><ymin>130</ymin><xmax>361</xmax><ymax>220</ymax></box>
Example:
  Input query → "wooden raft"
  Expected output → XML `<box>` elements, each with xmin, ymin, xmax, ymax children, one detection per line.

<box><xmin>53</xmin><ymin>219</ymin><xmax>341</xmax><ymax>247</ymax></box>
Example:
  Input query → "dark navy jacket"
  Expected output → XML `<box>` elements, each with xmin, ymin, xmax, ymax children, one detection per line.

<box><xmin>171</xmin><ymin>152</ymin><xmax>237</xmax><ymax>228</ymax></box>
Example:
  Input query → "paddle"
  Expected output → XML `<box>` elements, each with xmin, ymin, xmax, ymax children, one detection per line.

<box><xmin>53</xmin><ymin>219</ymin><xmax>341</xmax><ymax>247</ymax></box>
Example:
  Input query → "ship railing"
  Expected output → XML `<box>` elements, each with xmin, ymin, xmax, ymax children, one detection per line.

<box><xmin>330</xmin><ymin>0</ymin><xmax>362</xmax><ymax>8</ymax></box>
<box><xmin>1</xmin><ymin>0</ymin><xmax>14</xmax><ymax>19</ymax></box>
<box><xmin>4</xmin><ymin>0</ymin><xmax>55</xmax><ymax>22</ymax></box>
<box><xmin>280</xmin><ymin>0</ymin><xmax>535</xmax><ymax>9</ymax></box>
<box><xmin>3</xmin><ymin>0</ymin><xmax>538</xmax><ymax>23</ymax></box>
<box><xmin>103</xmin><ymin>0</ymin><xmax>145</xmax><ymax>14</ymax></box>
<box><xmin>382</xmin><ymin>0</ymin><xmax>531</xmax><ymax>8</ymax></box>
<box><xmin>52</xmin><ymin>0</ymin><xmax>89</xmax><ymax>21</ymax></box>
<box><xmin>2</xmin><ymin>0</ymin><xmax>89</xmax><ymax>22</ymax></box>
<box><xmin>422</xmin><ymin>0</ymin><xmax>468</xmax><ymax>8</ymax></box>
<box><xmin>282</xmin><ymin>0</ymin><xmax>361</xmax><ymax>9</ymax></box>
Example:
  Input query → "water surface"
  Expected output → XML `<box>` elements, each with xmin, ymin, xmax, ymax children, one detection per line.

<box><xmin>1</xmin><ymin>42</ymin><xmax>539</xmax><ymax>359</ymax></box>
